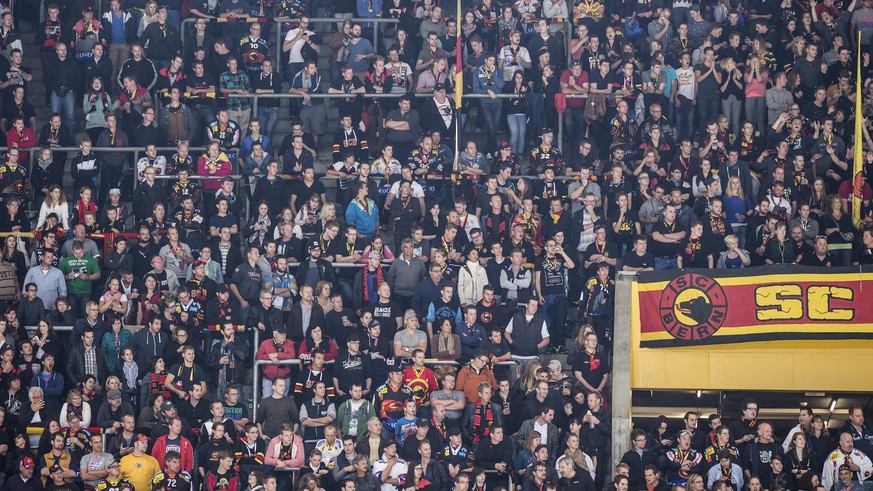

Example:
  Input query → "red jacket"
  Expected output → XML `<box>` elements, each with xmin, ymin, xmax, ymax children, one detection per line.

<box><xmin>152</xmin><ymin>434</ymin><xmax>195</xmax><ymax>473</ymax></box>
<box><xmin>255</xmin><ymin>338</ymin><xmax>296</xmax><ymax>380</ymax></box>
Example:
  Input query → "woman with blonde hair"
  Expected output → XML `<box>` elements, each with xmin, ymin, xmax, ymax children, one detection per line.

<box><xmin>717</xmin><ymin>235</ymin><xmax>751</xmax><ymax>269</ymax></box>
<box><xmin>722</xmin><ymin>176</ymin><xmax>753</xmax><ymax>247</ymax></box>
<box><xmin>138</xmin><ymin>0</ymin><xmax>159</xmax><ymax>36</ymax></box>
<box><xmin>686</xmin><ymin>473</ymin><xmax>706</xmax><ymax>491</ymax></box>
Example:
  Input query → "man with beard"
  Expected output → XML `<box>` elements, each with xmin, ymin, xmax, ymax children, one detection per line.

<box><xmin>205</xmin><ymin>284</ymin><xmax>242</xmax><ymax>326</ymax></box>
<box><xmin>295</xmin><ymin>242</ymin><xmax>336</xmax><ymax>291</ymax></box>
<box><xmin>131</xmin><ymin>226</ymin><xmax>159</xmax><ymax>278</ymax></box>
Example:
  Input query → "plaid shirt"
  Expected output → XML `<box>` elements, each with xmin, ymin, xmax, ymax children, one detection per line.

<box><xmin>219</xmin><ymin>70</ymin><xmax>252</xmax><ymax>111</ymax></box>
<box><xmin>84</xmin><ymin>346</ymin><xmax>97</xmax><ymax>378</ymax></box>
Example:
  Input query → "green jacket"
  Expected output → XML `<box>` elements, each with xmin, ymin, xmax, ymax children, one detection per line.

<box><xmin>335</xmin><ymin>398</ymin><xmax>376</xmax><ymax>438</ymax></box>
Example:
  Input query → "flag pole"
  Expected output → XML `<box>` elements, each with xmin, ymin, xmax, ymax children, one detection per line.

<box><xmin>453</xmin><ymin>0</ymin><xmax>463</xmax><ymax>174</ymax></box>
<box><xmin>853</xmin><ymin>32</ymin><xmax>864</xmax><ymax>230</ymax></box>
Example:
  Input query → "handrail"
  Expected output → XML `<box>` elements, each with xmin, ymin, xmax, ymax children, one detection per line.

<box><xmin>180</xmin><ymin>17</ymin><xmax>401</xmax><ymax>78</ymax></box>
<box><xmin>250</xmin><ymin>336</ymin><xmax>518</xmax><ymax>423</ymax></box>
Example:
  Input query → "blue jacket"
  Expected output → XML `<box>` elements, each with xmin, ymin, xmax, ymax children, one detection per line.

<box><xmin>472</xmin><ymin>65</ymin><xmax>505</xmax><ymax>105</ymax></box>
<box><xmin>345</xmin><ymin>198</ymin><xmax>379</xmax><ymax>238</ymax></box>
<box><xmin>456</xmin><ymin>322</ymin><xmax>487</xmax><ymax>363</ymax></box>
<box><xmin>32</xmin><ymin>371</ymin><xmax>65</xmax><ymax>408</ymax></box>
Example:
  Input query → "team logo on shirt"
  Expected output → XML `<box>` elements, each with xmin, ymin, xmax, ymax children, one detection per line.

<box><xmin>659</xmin><ymin>273</ymin><xmax>727</xmax><ymax>342</ymax></box>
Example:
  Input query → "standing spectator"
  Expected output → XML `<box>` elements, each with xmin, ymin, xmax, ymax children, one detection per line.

<box><xmin>219</xmin><ymin>59</ymin><xmax>252</xmax><ymax>133</ymax></box>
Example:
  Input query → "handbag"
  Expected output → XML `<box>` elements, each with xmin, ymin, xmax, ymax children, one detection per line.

<box><xmin>624</xmin><ymin>16</ymin><xmax>644</xmax><ymax>38</ymax></box>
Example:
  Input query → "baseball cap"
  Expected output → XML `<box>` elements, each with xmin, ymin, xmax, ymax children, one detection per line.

<box><xmin>347</xmin><ymin>333</ymin><xmax>360</xmax><ymax>342</ymax></box>
<box><xmin>106</xmin><ymin>389</ymin><xmax>122</xmax><ymax>399</ymax></box>
<box><xmin>49</xmin><ymin>464</ymin><xmax>62</xmax><ymax>473</ymax></box>
<box><xmin>309</xmin><ymin>240</ymin><xmax>321</xmax><ymax>251</ymax></box>
<box><xmin>433</xmin><ymin>83</ymin><xmax>446</xmax><ymax>91</ymax></box>
<box><xmin>109</xmin><ymin>188</ymin><xmax>121</xmax><ymax>196</ymax></box>
<box><xmin>82</xmin><ymin>6</ymin><xmax>93</xmax><ymax>12</ymax></box>
<box><xmin>447</xmin><ymin>427</ymin><xmax>462</xmax><ymax>437</ymax></box>
<box><xmin>416</xmin><ymin>418</ymin><xmax>430</xmax><ymax>428</ymax></box>
<box><xmin>547</xmin><ymin>359</ymin><xmax>562</xmax><ymax>370</ymax></box>
<box><xmin>539</xmin><ymin>127</ymin><xmax>553</xmax><ymax>136</ymax></box>
<box><xmin>192</xmin><ymin>259</ymin><xmax>206</xmax><ymax>269</ymax></box>
<box><xmin>498</xmin><ymin>141</ymin><xmax>511</xmax><ymax>150</ymax></box>
<box><xmin>20</xmin><ymin>457</ymin><xmax>34</xmax><ymax>468</ymax></box>
<box><xmin>571</xmin><ymin>59</ymin><xmax>582</xmax><ymax>66</ymax></box>
<box><xmin>161</xmin><ymin>400</ymin><xmax>175</xmax><ymax>412</ymax></box>
<box><xmin>387</xmin><ymin>364</ymin><xmax>403</xmax><ymax>373</ymax></box>
<box><xmin>403</xmin><ymin>309</ymin><xmax>417</xmax><ymax>321</ymax></box>
<box><xmin>367</xmin><ymin>319</ymin><xmax>381</xmax><ymax>329</ymax></box>
<box><xmin>136</xmin><ymin>434</ymin><xmax>150</xmax><ymax>443</ymax></box>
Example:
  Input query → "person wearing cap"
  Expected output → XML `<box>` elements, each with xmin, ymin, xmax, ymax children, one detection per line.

<box><xmin>372</xmin><ymin>439</ymin><xmax>408</xmax><ymax>491</ymax></box>
<box><xmin>120</xmin><ymin>434</ymin><xmax>154</xmax><ymax>491</ymax></box>
<box><xmin>45</xmin><ymin>463</ymin><xmax>73</xmax><ymax>491</ymax></box>
<box><xmin>205</xmin><ymin>280</ymin><xmax>242</xmax><ymax>327</ymax></box>
<box><xmin>96</xmin><ymin>388</ymin><xmax>134</xmax><ymax>435</ymax></box>
<box><xmin>436</xmin><ymin>426</ymin><xmax>473</xmax><ymax>477</ymax></box>
<box><xmin>560</xmin><ymin>59</ymin><xmax>589</xmax><ymax>151</ymax></box>
<box><xmin>333</xmin><ymin>332</ymin><xmax>372</xmax><ymax>400</ymax></box>
<box><xmin>294</xmin><ymin>241</ymin><xmax>336</xmax><ymax>292</ymax></box>
<box><xmin>39</xmin><ymin>432</ymin><xmax>75</xmax><ymax>485</ymax></box>
<box><xmin>374</xmin><ymin>364</ymin><xmax>414</xmax><ymax>434</ymax></box>
<box><xmin>393</xmin><ymin>310</ymin><xmax>428</xmax><ymax>359</ymax></box>
<box><xmin>418</xmin><ymin>83</ymin><xmax>456</xmax><ymax>145</ymax></box>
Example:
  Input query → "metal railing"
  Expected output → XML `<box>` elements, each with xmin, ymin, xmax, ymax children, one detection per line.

<box><xmin>251</xmin><ymin>324</ymin><xmax>519</xmax><ymax>423</ymax></box>
<box><xmin>180</xmin><ymin>16</ymin><xmax>401</xmax><ymax>78</ymax></box>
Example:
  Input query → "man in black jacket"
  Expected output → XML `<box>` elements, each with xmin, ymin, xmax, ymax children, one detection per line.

<box><xmin>66</xmin><ymin>328</ymin><xmax>105</xmax><ymax>388</ymax></box>
<box><xmin>558</xmin><ymin>456</ymin><xmax>596</xmax><ymax>491</ymax></box>
<box><xmin>246</xmin><ymin>290</ymin><xmax>285</xmax><ymax>340</ymax></box>
<box><xmin>287</xmin><ymin>284</ymin><xmax>325</xmax><ymax>344</ymax></box>
<box><xmin>294</xmin><ymin>241</ymin><xmax>337</xmax><ymax>290</ymax></box>
<box><xmin>44</xmin><ymin>42</ymin><xmax>79</xmax><ymax>132</ymax></box>
<box><xmin>133</xmin><ymin>168</ymin><xmax>166</xmax><ymax>224</ymax></box>
<box><xmin>620</xmin><ymin>429</ymin><xmax>657</xmax><ymax>490</ymax></box>
<box><xmin>473</xmin><ymin>424</ymin><xmax>514</xmax><ymax>486</ymax></box>
<box><xmin>139</xmin><ymin>6</ymin><xmax>181</xmax><ymax>71</ymax></box>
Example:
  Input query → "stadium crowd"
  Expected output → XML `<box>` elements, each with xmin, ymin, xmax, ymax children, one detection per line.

<box><xmin>0</xmin><ymin>0</ymin><xmax>864</xmax><ymax>490</ymax></box>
